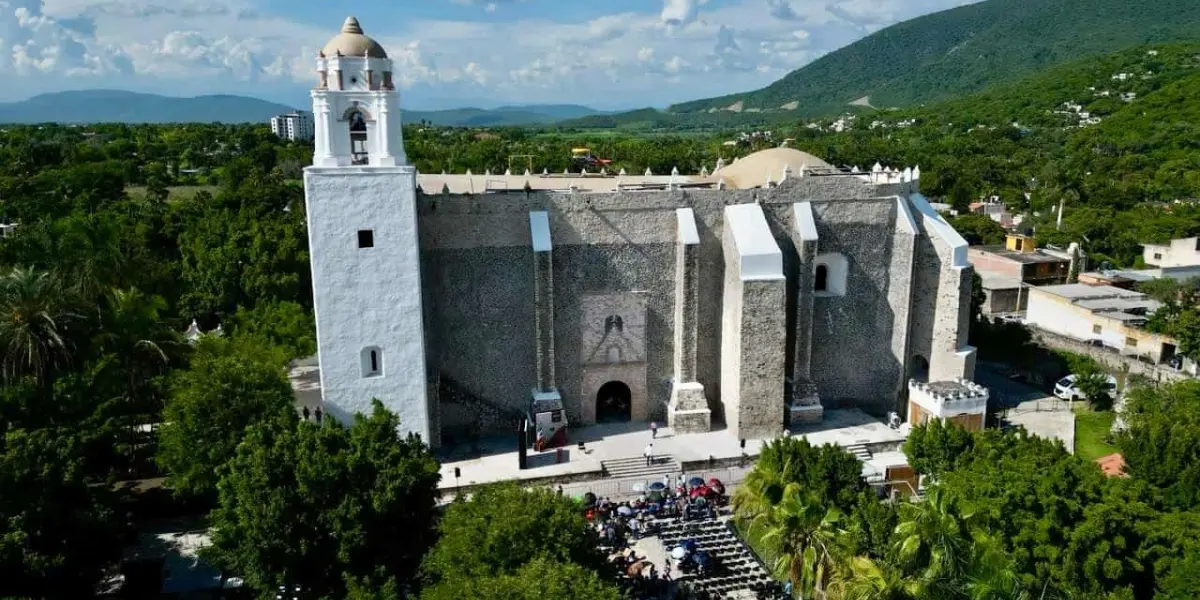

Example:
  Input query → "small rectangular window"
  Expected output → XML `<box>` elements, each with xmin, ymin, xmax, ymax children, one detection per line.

<box><xmin>1126</xmin><ymin>337</ymin><xmax>1138</xmax><ymax>348</ymax></box>
<box><xmin>358</xmin><ymin>230</ymin><xmax>374</xmax><ymax>248</ymax></box>
<box><xmin>1154</xmin><ymin>253</ymin><xmax>1163</xmax><ymax>260</ymax></box>
<box><xmin>1092</xmin><ymin>324</ymin><xmax>1102</xmax><ymax>335</ymax></box>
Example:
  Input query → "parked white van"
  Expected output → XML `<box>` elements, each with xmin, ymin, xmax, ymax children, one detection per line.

<box><xmin>1053</xmin><ymin>373</ymin><xmax>1118</xmax><ymax>401</ymax></box>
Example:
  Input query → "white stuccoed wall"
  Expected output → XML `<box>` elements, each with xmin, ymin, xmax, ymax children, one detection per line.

<box><xmin>304</xmin><ymin>165</ymin><xmax>431</xmax><ymax>441</ymax></box>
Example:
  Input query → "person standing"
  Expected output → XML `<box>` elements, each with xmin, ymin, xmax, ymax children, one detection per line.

<box><xmin>644</xmin><ymin>442</ymin><xmax>654</xmax><ymax>467</ymax></box>
<box><xmin>650</xmin><ymin>421</ymin><xmax>658</xmax><ymax>439</ymax></box>
<box><xmin>662</xmin><ymin>472</ymin><xmax>671</xmax><ymax>490</ymax></box>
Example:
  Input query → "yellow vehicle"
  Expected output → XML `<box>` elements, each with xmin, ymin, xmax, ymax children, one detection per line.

<box><xmin>571</xmin><ymin>147</ymin><xmax>612</xmax><ymax>171</ymax></box>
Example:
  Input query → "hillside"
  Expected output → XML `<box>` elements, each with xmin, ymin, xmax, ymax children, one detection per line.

<box><xmin>0</xmin><ymin>90</ymin><xmax>299</xmax><ymax>124</ymax></box>
<box><xmin>0</xmin><ymin>90</ymin><xmax>601</xmax><ymax>126</ymax></box>
<box><xmin>669</xmin><ymin>0</ymin><xmax>1200</xmax><ymax>117</ymax></box>
<box><xmin>407</xmin><ymin>104</ymin><xmax>601</xmax><ymax>127</ymax></box>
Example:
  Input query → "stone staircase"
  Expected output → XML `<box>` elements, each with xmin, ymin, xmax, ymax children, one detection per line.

<box><xmin>601</xmin><ymin>455</ymin><xmax>681</xmax><ymax>479</ymax></box>
<box><xmin>846</xmin><ymin>443</ymin><xmax>873</xmax><ymax>461</ymax></box>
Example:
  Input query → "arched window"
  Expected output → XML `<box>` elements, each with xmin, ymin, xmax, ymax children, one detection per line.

<box><xmin>606</xmin><ymin>346</ymin><xmax>621</xmax><ymax>364</ymax></box>
<box><xmin>361</xmin><ymin>346</ymin><xmax>383</xmax><ymax>377</ymax></box>
<box><xmin>814</xmin><ymin>265</ymin><xmax>829</xmax><ymax>292</ymax></box>
<box><xmin>813</xmin><ymin>253</ymin><xmax>849</xmax><ymax>296</ymax></box>
<box><xmin>604</xmin><ymin>315</ymin><xmax>624</xmax><ymax>334</ymax></box>
<box><xmin>348</xmin><ymin>110</ymin><xmax>369</xmax><ymax>165</ymax></box>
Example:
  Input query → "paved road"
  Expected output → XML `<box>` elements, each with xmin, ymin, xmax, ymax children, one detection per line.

<box><xmin>976</xmin><ymin>366</ymin><xmax>1075</xmax><ymax>452</ymax></box>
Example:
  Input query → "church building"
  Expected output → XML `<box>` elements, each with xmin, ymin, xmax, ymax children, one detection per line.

<box><xmin>303</xmin><ymin>18</ymin><xmax>979</xmax><ymax>445</ymax></box>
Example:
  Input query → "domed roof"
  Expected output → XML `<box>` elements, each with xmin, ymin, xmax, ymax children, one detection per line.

<box><xmin>712</xmin><ymin>147</ymin><xmax>832</xmax><ymax>188</ymax></box>
<box><xmin>322</xmin><ymin>16</ymin><xmax>387</xmax><ymax>59</ymax></box>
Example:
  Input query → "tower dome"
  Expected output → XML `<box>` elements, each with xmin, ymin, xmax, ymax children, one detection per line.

<box><xmin>321</xmin><ymin>16</ymin><xmax>387</xmax><ymax>58</ymax></box>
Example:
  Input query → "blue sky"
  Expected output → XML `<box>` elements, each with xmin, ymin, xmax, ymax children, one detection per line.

<box><xmin>10</xmin><ymin>0</ymin><xmax>979</xmax><ymax>110</ymax></box>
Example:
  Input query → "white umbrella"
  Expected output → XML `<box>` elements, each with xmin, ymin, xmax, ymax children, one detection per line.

<box><xmin>617</xmin><ymin>506</ymin><xmax>633</xmax><ymax>516</ymax></box>
<box><xmin>671</xmin><ymin>546</ymin><xmax>688</xmax><ymax>559</ymax></box>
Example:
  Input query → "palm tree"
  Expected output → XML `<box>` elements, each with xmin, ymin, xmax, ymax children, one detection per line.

<box><xmin>749</xmin><ymin>484</ymin><xmax>851</xmax><ymax>598</ymax></box>
<box><xmin>962</xmin><ymin>534</ymin><xmax>1029</xmax><ymax>600</ymax></box>
<box><xmin>0</xmin><ymin>267</ymin><xmax>77</xmax><ymax>386</ymax></box>
<box><xmin>891</xmin><ymin>487</ymin><xmax>1028</xmax><ymax>600</ymax></box>
<box><xmin>733</xmin><ymin>445</ymin><xmax>789</xmax><ymax>520</ymax></box>
<box><xmin>831</xmin><ymin>556</ymin><xmax>919</xmax><ymax>600</ymax></box>
<box><xmin>893</xmin><ymin>487</ymin><xmax>975</xmax><ymax>598</ymax></box>
<box><xmin>93</xmin><ymin>288</ymin><xmax>181</xmax><ymax>468</ymax></box>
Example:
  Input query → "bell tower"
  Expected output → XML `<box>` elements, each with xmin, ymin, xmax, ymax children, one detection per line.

<box><xmin>311</xmin><ymin>16</ymin><xmax>407</xmax><ymax>168</ymax></box>
<box><xmin>303</xmin><ymin>17</ymin><xmax>431</xmax><ymax>442</ymax></box>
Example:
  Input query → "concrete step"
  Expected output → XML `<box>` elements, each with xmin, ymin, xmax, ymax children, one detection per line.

<box><xmin>846</xmin><ymin>443</ymin><xmax>872</xmax><ymax>461</ymax></box>
<box><xmin>602</xmin><ymin>455</ymin><xmax>681</xmax><ymax>479</ymax></box>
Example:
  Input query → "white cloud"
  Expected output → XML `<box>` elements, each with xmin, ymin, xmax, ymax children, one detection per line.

<box><xmin>11</xmin><ymin>0</ymin><xmax>980</xmax><ymax>107</ymax></box>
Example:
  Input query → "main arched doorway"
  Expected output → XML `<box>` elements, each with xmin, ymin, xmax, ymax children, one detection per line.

<box><xmin>596</xmin><ymin>381</ymin><xmax>632</xmax><ymax>423</ymax></box>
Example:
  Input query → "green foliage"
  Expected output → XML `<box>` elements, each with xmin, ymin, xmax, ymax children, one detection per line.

<box><xmin>949</xmin><ymin>213</ymin><xmax>1007</xmax><ymax>246</ymax></box>
<box><xmin>421</xmin><ymin>483</ymin><xmax>608</xmax><ymax>583</ymax></box>
<box><xmin>1140</xmin><ymin>278</ymin><xmax>1200</xmax><ymax>361</ymax></box>
<box><xmin>230</xmin><ymin>300</ymin><xmax>317</xmax><ymax>361</ymax></box>
<box><xmin>1157</xmin><ymin>548</ymin><xmax>1200</xmax><ymax>600</ymax></box>
<box><xmin>419</xmin><ymin>558</ymin><xmax>622</xmax><ymax>600</ymax></box>
<box><xmin>0</xmin><ymin>123</ymin><xmax>320</xmax><ymax>595</ymax></box>
<box><xmin>1117</xmin><ymin>381</ymin><xmax>1200</xmax><ymax>510</ymax></box>
<box><xmin>733</xmin><ymin>437</ymin><xmax>867</xmax><ymax>517</ymax></box>
<box><xmin>746</xmin><ymin>485</ymin><xmax>849</xmax><ymax>595</ymax></box>
<box><xmin>0</xmin><ymin>267</ymin><xmax>78</xmax><ymax>385</ymax></box>
<box><xmin>176</xmin><ymin>171</ymin><xmax>310</xmax><ymax>319</ymax></box>
<box><xmin>934</xmin><ymin>429</ymin><xmax>1105</xmax><ymax>594</ymax></box>
<box><xmin>670</xmin><ymin>0</ymin><xmax>1200</xmax><ymax>116</ymax></box>
<box><xmin>903</xmin><ymin>419</ymin><xmax>975</xmax><ymax>477</ymax></box>
<box><xmin>206</xmin><ymin>401</ymin><xmax>441</xmax><ymax>599</ymax></box>
<box><xmin>157</xmin><ymin>337</ymin><xmax>293</xmax><ymax>497</ymax></box>
<box><xmin>0</xmin><ymin>427</ymin><xmax>124</xmax><ymax>597</ymax></box>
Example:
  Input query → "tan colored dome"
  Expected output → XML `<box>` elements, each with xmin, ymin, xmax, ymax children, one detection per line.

<box><xmin>322</xmin><ymin>16</ymin><xmax>387</xmax><ymax>59</ymax></box>
<box><xmin>712</xmin><ymin>147</ymin><xmax>832</xmax><ymax>189</ymax></box>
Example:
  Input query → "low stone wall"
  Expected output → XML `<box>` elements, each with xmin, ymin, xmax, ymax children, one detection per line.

<box><xmin>1029</xmin><ymin>327</ymin><xmax>1192</xmax><ymax>385</ymax></box>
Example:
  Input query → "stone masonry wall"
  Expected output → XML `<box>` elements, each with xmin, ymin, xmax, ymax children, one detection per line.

<box><xmin>415</xmin><ymin>175</ymin><xmax>939</xmax><ymax>434</ymax></box>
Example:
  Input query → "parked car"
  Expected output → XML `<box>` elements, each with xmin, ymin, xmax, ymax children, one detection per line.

<box><xmin>1053</xmin><ymin>373</ymin><xmax>1118</xmax><ymax>401</ymax></box>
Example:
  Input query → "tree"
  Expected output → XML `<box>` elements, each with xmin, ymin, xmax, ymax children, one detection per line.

<box><xmin>0</xmin><ymin>427</ymin><xmax>124</xmax><ymax>597</ymax></box>
<box><xmin>1117</xmin><ymin>381</ymin><xmax>1200</xmax><ymax>510</ymax></box>
<box><xmin>207</xmin><ymin>401</ymin><xmax>440</xmax><ymax>599</ymax></box>
<box><xmin>0</xmin><ymin>267</ymin><xmax>77</xmax><ymax>385</ymax></box>
<box><xmin>747</xmin><ymin>484</ymin><xmax>851</xmax><ymax>596</ymax></box>
<box><xmin>904</xmin><ymin>419</ymin><xmax>975</xmax><ymax>477</ymax></box>
<box><xmin>230</xmin><ymin>300</ymin><xmax>316</xmax><ymax>361</ymax></box>
<box><xmin>93</xmin><ymin>288</ymin><xmax>181</xmax><ymax>462</ymax></box>
<box><xmin>1061</xmin><ymin>482</ymin><xmax>1160</xmax><ymax>599</ymax></box>
<box><xmin>832</xmin><ymin>556</ymin><xmax>918</xmax><ymax>600</ymax></box>
<box><xmin>419</xmin><ymin>558</ymin><xmax>623</xmax><ymax>600</ymax></box>
<box><xmin>933</xmin><ymin>429</ymin><xmax>1106</xmax><ymax>594</ymax></box>
<box><xmin>733</xmin><ymin>437</ymin><xmax>866</xmax><ymax>518</ymax></box>
<box><xmin>157</xmin><ymin>337</ymin><xmax>293</xmax><ymax>497</ymax></box>
<box><xmin>1157</xmin><ymin>548</ymin><xmax>1200</xmax><ymax>600</ymax></box>
<box><xmin>949</xmin><ymin>213</ymin><xmax>1007</xmax><ymax>246</ymax></box>
<box><xmin>421</xmin><ymin>483</ymin><xmax>608</xmax><ymax>584</ymax></box>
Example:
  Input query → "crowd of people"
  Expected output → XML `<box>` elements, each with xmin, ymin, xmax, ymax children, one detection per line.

<box><xmin>578</xmin><ymin>475</ymin><xmax>730</xmax><ymax>599</ymax></box>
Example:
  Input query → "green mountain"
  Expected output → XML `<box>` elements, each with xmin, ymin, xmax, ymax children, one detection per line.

<box><xmin>0</xmin><ymin>90</ymin><xmax>601</xmax><ymax>126</ymax></box>
<box><xmin>669</xmin><ymin>0</ymin><xmax>1200</xmax><ymax>117</ymax></box>
<box><xmin>407</xmin><ymin>105</ymin><xmax>601</xmax><ymax>127</ymax></box>
<box><xmin>0</xmin><ymin>90</ymin><xmax>300</xmax><ymax>124</ymax></box>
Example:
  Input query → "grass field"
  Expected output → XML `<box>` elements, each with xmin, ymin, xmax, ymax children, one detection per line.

<box><xmin>125</xmin><ymin>185</ymin><xmax>218</xmax><ymax>202</ymax></box>
<box><xmin>1073</xmin><ymin>407</ymin><xmax>1118</xmax><ymax>462</ymax></box>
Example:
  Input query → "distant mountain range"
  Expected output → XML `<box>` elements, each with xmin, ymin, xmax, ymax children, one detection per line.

<box><xmin>669</xmin><ymin>0</ymin><xmax>1200</xmax><ymax>118</ymax></box>
<box><xmin>0</xmin><ymin>90</ymin><xmax>602</xmax><ymax>127</ymax></box>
